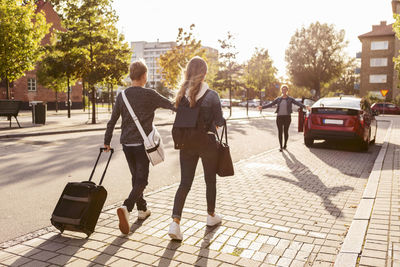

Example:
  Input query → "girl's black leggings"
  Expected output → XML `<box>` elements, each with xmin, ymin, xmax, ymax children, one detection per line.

<box><xmin>276</xmin><ymin>115</ymin><xmax>291</xmax><ymax>148</ymax></box>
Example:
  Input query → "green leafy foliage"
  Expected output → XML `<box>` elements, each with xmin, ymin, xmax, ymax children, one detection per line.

<box><xmin>0</xmin><ymin>0</ymin><xmax>50</xmax><ymax>99</ymax></box>
<box><xmin>213</xmin><ymin>32</ymin><xmax>242</xmax><ymax>100</ymax></box>
<box><xmin>285</xmin><ymin>22</ymin><xmax>348</xmax><ymax>99</ymax></box>
<box><xmin>393</xmin><ymin>14</ymin><xmax>400</xmax><ymax>101</ymax></box>
<box><xmin>51</xmin><ymin>0</ymin><xmax>131</xmax><ymax>123</ymax></box>
<box><xmin>243</xmin><ymin>48</ymin><xmax>278</xmax><ymax>100</ymax></box>
<box><xmin>158</xmin><ymin>24</ymin><xmax>206</xmax><ymax>90</ymax></box>
<box><xmin>322</xmin><ymin>58</ymin><xmax>358</xmax><ymax>97</ymax></box>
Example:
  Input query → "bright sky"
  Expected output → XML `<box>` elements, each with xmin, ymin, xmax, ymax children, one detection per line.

<box><xmin>112</xmin><ymin>0</ymin><xmax>394</xmax><ymax>78</ymax></box>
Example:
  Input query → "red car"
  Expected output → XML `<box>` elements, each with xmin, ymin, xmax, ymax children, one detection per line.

<box><xmin>303</xmin><ymin>97</ymin><xmax>377</xmax><ymax>151</ymax></box>
<box><xmin>371</xmin><ymin>102</ymin><xmax>400</xmax><ymax>115</ymax></box>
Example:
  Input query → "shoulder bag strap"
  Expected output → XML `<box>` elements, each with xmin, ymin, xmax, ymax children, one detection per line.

<box><xmin>216</xmin><ymin>121</ymin><xmax>228</xmax><ymax>144</ymax></box>
<box><xmin>121</xmin><ymin>90</ymin><xmax>150</xmax><ymax>146</ymax></box>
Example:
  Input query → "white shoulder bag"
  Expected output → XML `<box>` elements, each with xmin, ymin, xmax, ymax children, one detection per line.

<box><xmin>121</xmin><ymin>90</ymin><xmax>165</xmax><ymax>166</ymax></box>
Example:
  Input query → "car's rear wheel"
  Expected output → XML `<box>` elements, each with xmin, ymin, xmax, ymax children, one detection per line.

<box><xmin>304</xmin><ymin>137</ymin><xmax>314</xmax><ymax>147</ymax></box>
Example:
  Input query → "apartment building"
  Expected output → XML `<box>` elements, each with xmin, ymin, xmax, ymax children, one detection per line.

<box><xmin>358</xmin><ymin>1</ymin><xmax>400</xmax><ymax>100</ymax></box>
<box><xmin>131</xmin><ymin>41</ymin><xmax>218</xmax><ymax>87</ymax></box>
<box><xmin>131</xmin><ymin>41</ymin><xmax>176</xmax><ymax>87</ymax></box>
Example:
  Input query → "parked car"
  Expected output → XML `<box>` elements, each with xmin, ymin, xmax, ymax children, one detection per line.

<box><xmin>238</xmin><ymin>99</ymin><xmax>261</xmax><ymax>107</ymax></box>
<box><xmin>303</xmin><ymin>96</ymin><xmax>377</xmax><ymax>151</ymax></box>
<box><xmin>220</xmin><ymin>99</ymin><xmax>230</xmax><ymax>108</ymax></box>
<box><xmin>238</xmin><ymin>101</ymin><xmax>247</xmax><ymax>107</ymax></box>
<box><xmin>248</xmin><ymin>99</ymin><xmax>261</xmax><ymax>107</ymax></box>
<box><xmin>371</xmin><ymin>102</ymin><xmax>400</xmax><ymax>115</ymax></box>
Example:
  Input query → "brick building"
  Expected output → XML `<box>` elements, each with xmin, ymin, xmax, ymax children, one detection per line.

<box><xmin>358</xmin><ymin>1</ymin><xmax>400</xmax><ymax>101</ymax></box>
<box><xmin>0</xmin><ymin>0</ymin><xmax>83</xmax><ymax>110</ymax></box>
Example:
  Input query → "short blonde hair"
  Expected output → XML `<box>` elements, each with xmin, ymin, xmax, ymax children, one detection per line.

<box><xmin>129</xmin><ymin>60</ymin><xmax>147</xmax><ymax>81</ymax></box>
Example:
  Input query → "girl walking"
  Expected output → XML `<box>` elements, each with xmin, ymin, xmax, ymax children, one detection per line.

<box><xmin>168</xmin><ymin>57</ymin><xmax>225</xmax><ymax>240</ymax></box>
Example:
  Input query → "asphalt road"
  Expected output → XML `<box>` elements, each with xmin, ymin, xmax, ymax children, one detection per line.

<box><xmin>0</xmin><ymin>115</ymin><xmax>390</xmax><ymax>243</ymax></box>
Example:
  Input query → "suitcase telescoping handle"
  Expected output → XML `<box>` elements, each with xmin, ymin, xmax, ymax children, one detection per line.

<box><xmin>89</xmin><ymin>148</ymin><xmax>114</xmax><ymax>185</ymax></box>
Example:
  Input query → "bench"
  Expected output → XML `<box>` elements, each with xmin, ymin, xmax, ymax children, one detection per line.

<box><xmin>0</xmin><ymin>100</ymin><xmax>22</xmax><ymax>128</ymax></box>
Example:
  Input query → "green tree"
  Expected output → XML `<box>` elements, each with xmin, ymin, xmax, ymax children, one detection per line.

<box><xmin>36</xmin><ymin>49</ymin><xmax>68</xmax><ymax>113</ymax></box>
<box><xmin>0</xmin><ymin>0</ymin><xmax>50</xmax><ymax>99</ymax></box>
<box><xmin>55</xmin><ymin>0</ymin><xmax>131</xmax><ymax>123</ymax></box>
<box><xmin>393</xmin><ymin>14</ymin><xmax>400</xmax><ymax>101</ymax></box>
<box><xmin>244</xmin><ymin>48</ymin><xmax>277</xmax><ymax>101</ymax></box>
<box><xmin>214</xmin><ymin>32</ymin><xmax>241</xmax><ymax>116</ymax></box>
<box><xmin>204</xmin><ymin>48</ymin><xmax>219</xmax><ymax>91</ymax></box>
<box><xmin>158</xmin><ymin>24</ymin><xmax>206</xmax><ymax>91</ymax></box>
<box><xmin>99</xmin><ymin>31</ymin><xmax>131</xmax><ymax>110</ymax></box>
<box><xmin>285</xmin><ymin>22</ymin><xmax>348</xmax><ymax>99</ymax></box>
<box><xmin>37</xmin><ymin>31</ymin><xmax>83</xmax><ymax>117</ymax></box>
<box><xmin>322</xmin><ymin>58</ymin><xmax>358</xmax><ymax>97</ymax></box>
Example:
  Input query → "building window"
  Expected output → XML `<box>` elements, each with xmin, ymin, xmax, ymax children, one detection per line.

<box><xmin>369</xmin><ymin>74</ymin><xmax>387</xmax><ymax>83</ymax></box>
<box><xmin>27</xmin><ymin>78</ymin><xmax>36</xmax><ymax>91</ymax></box>
<box><xmin>371</xmin><ymin>41</ymin><xmax>388</xmax><ymax>50</ymax></box>
<box><xmin>370</xmin><ymin>58</ymin><xmax>388</xmax><ymax>67</ymax></box>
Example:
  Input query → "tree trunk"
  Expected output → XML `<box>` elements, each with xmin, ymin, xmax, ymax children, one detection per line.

<box><xmin>111</xmin><ymin>84</ymin><xmax>114</xmax><ymax>110</ymax></box>
<box><xmin>82</xmin><ymin>80</ymin><xmax>85</xmax><ymax>112</ymax></box>
<box><xmin>108</xmin><ymin>84</ymin><xmax>111</xmax><ymax>112</ymax></box>
<box><xmin>67</xmin><ymin>77</ymin><xmax>71</xmax><ymax>118</ymax></box>
<box><xmin>229</xmin><ymin>77</ymin><xmax>232</xmax><ymax>117</ymax></box>
<box><xmin>55</xmin><ymin>90</ymin><xmax>58</xmax><ymax>113</ymax></box>
<box><xmin>91</xmin><ymin>84</ymin><xmax>96</xmax><ymax>124</ymax></box>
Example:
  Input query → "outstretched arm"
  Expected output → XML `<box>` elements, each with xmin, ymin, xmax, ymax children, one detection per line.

<box><xmin>291</xmin><ymin>98</ymin><xmax>306</xmax><ymax>109</ymax></box>
<box><xmin>152</xmin><ymin>90</ymin><xmax>176</xmax><ymax>112</ymax></box>
<box><xmin>260</xmin><ymin>97</ymin><xmax>279</xmax><ymax>110</ymax></box>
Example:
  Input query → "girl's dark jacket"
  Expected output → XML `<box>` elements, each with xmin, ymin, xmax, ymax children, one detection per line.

<box><xmin>261</xmin><ymin>96</ymin><xmax>305</xmax><ymax>114</ymax></box>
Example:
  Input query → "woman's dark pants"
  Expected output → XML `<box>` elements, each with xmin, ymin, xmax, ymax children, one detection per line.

<box><xmin>172</xmin><ymin>136</ymin><xmax>218</xmax><ymax>220</ymax></box>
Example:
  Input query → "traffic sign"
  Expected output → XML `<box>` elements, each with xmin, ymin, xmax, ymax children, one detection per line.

<box><xmin>380</xmin><ymin>89</ymin><xmax>388</xmax><ymax>97</ymax></box>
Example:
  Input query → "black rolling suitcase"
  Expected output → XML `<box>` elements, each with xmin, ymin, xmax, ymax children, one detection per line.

<box><xmin>51</xmin><ymin>148</ymin><xmax>114</xmax><ymax>237</ymax></box>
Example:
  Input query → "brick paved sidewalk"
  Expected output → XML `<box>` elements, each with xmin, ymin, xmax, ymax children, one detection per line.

<box><xmin>0</xmin><ymin>121</ymin><xmax>391</xmax><ymax>267</ymax></box>
<box><xmin>357</xmin><ymin>119</ymin><xmax>400</xmax><ymax>267</ymax></box>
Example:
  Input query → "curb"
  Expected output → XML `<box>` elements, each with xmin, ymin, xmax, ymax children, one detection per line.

<box><xmin>0</xmin><ymin>115</ymin><xmax>273</xmax><ymax>139</ymax></box>
<box><xmin>334</xmin><ymin>120</ymin><xmax>393</xmax><ymax>267</ymax></box>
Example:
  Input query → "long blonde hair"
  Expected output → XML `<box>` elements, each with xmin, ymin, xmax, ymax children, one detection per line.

<box><xmin>175</xmin><ymin>57</ymin><xmax>208</xmax><ymax>108</ymax></box>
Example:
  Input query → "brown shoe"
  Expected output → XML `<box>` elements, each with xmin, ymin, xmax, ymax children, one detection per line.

<box><xmin>117</xmin><ymin>206</ymin><xmax>130</xmax><ymax>235</ymax></box>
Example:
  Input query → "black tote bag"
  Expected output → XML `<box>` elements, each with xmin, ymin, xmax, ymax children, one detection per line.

<box><xmin>216</xmin><ymin>121</ymin><xmax>234</xmax><ymax>177</ymax></box>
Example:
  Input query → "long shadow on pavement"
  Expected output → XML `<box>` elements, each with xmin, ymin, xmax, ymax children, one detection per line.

<box><xmin>7</xmin><ymin>234</ymin><xmax>87</xmax><ymax>266</ymax></box>
<box><xmin>194</xmin><ymin>225</ymin><xmax>220</xmax><ymax>266</ymax></box>
<box><xmin>266</xmin><ymin>150</ymin><xmax>353</xmax><ymax>218</ymax></box>
<box><xmin>157</xmin><ymin>240</ymin><xmax>182</xmax><ymax>267</ymax></box>
<box><xmin>89</xmin><ymin>218</ymin><xmax>147</xmax><ymax>265</ymax></box>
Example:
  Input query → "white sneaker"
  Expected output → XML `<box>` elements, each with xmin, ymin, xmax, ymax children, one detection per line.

<box><xmin>138</xmin><ymin>209</ymin><xmax>151</xmax><ymax>220</ymax></box>
<box><xmin>207</xmin><ymin>213</ymin><xmax>222</xmax><ymax>226</ymax></box>
<box><xmin>168</xmin><ymin>221</ymin><xmax>183</xmax><ymax>241</ymax></box>
<box><xmin>117</xmin><ymin>206</ymin><xmax>130</xmax><ymax>235</ymax></box>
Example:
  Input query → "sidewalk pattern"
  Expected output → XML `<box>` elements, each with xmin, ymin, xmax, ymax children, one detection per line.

<box><xmin>358</xmin><ymin>120</ymin><xmax>400</xmax><ymax>267</ymax></box>
<box><xmin>0</xmin><ymin>136</ymin><xmax>382</xmax><ymax>266</ymax></box>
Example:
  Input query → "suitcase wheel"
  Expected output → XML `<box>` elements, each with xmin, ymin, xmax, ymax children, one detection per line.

<box><xmin>84</xmin><ymin>231</ymin><xmax>92</xmax><ymax>238</ymax></box>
